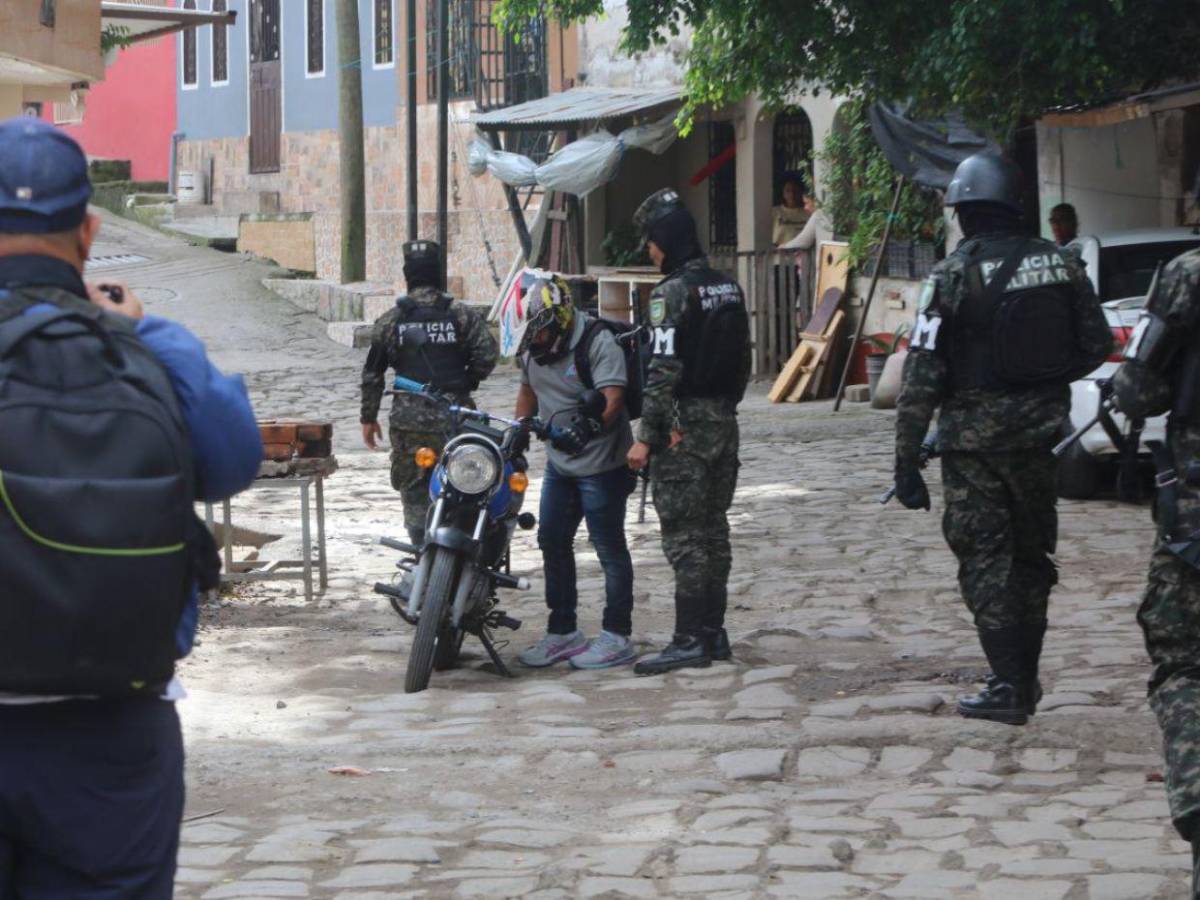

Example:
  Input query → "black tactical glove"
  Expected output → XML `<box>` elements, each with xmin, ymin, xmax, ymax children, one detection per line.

<box><xmin>550</xmin><ymin>417</ymin><xmax>602</xmax><ymax>456</ymax></box>
<box><xmin>893</xmin><ymin>465</ymin><xmax>931</xmax><ymax>511</ymax></box>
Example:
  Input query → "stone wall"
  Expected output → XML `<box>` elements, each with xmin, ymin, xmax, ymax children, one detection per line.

<box><xmin>178</xmin><ymin>102</ymin><xmax>527</xmax><ymax>305</ymax></box>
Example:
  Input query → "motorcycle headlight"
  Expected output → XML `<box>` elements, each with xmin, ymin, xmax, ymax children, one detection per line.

<box><xmin>444</xmin><ymin>443</ymin><xmax>500</xmax><ymax>495</ymax></box>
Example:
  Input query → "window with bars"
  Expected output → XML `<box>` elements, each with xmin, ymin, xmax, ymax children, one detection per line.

<box><xmin>426</xmin><ymin>0</ymin><xmax>474</xmax><ymax>101</ymax></box>
<box><xmin>374</xmin><ymin>0</ymin><xmax>393</xmax><ymax>66</ymax></box>
<box><xmin>709</xmin><ymin>121</ymin><xmax>738</xmax><ymax>254</ymax></box>
<box><xmin>212</xmin><ymin>0</ymin><xmax>229</xmax><ymax>84</ymax></box>
<box><xmin>182</xmin><ymin>0</ymin><xmax>198</xmax><ymax>86</ymax></box>
<box><xmin>772</xmin><ymin>110</ymin><xmax>813</xmax><ymax>202</ymax></box>
<box><xmin>474</xmin><ymin>0</ymin><xmax>547</xmax><ymax>112</ymax></box>
<box><xmin>307</xmin><ymin>0</ymin><xmax>324</xmax><ymax>74</ymax></box>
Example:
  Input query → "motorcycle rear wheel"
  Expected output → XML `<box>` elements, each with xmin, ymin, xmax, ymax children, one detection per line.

<box><xmin>405</xmin><ymin>548</ymin><xmax>459</xmax><ymax>693</ymax></box>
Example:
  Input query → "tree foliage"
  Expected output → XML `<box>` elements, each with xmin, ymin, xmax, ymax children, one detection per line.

<box><xmin>494</xmin><ymin>0</ymin><xmax>1200</xmax><ymax>138</ymax></box>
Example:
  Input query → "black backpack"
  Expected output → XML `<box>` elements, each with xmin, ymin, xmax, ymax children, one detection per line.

<box><xmin>574</xmin><ymin>317</ymin><xmax>650</xmax><ymax>420</ymax></box>
<box><xmin>0</xmin><ymin>296</ymin><xmax>198</xmax><ymax>696</ymax></box>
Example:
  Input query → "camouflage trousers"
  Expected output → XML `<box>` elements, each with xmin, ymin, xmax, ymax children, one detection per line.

<box><xmin>1139</xmin><ymin>550</ymin><xmax>1200</xmax><ymax>839</ymax></box>
<box><xmin>650</xmin><ymin>410</ymin><xmax>740</xmax><ymax>636</ymax></box>
<box><xmin>940</xmin><ymin>451</ymin><xmax>1058</xmax><ymax>629</ymax></box>
<box><xmin>389</xmin><ymin>426</ymin><xmax>443</xmax><ymax>540</ymax></box>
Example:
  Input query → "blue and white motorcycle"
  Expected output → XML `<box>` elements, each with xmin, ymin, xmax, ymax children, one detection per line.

<box><xmin>374</xmin><ymin>337</ymin><xmax>603</xmax><ymax>693</ymax></box>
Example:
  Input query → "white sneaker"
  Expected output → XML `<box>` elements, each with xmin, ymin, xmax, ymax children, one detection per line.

<box><xmin>570</xmin><ymin>631</ymin><xmax>636</xmax><ymax>669</ymax></box>
<box><xmin>518</xmin><ymin>630</ymin><xmax>588</xmax><ymax>668</ymax></box>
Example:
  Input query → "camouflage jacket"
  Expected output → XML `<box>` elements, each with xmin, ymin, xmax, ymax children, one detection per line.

<box><xmin>896</xmin><ymin>233</ymin><xmax>1112</xmax><ymax>465</ymax></box>
<box><xmin>1113</xmin><ymin>248</ymin><xmax>1200</xmax><ymax>542</ymax></box>
<box><xmin>360</xmin><ymin>286</ymin><xmax>498</xmax><ymax>430</ymax></box>
<box><xmin>637</xmin><ymin>258</ymin><xmax>752</xmax><ymax>450</ymax></box>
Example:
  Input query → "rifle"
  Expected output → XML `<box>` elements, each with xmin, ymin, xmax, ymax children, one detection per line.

<box><xmin>880</xmin><ymin>429</ymin><xmax>939</xmax><ymax>504</ymax></box>
<box><xmin>637</xmin><ymin>468</ymin><xmax>651</xmax><ymax>524</ymax></box>
<box><xmin>1053</xmin><ymin>261</ymin><xmax>1163</xmax><ymax>461</ymax></box>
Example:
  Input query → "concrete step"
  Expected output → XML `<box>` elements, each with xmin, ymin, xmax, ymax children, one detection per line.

<box><xmin>328</xmin><ymin>321</ymin><xmax>373</xmax><ymax>349</ymax></box>
<box><xmin>262</xmin><ymin>278</ymin><xmax>395</xmax><ymax>322</ymax></box>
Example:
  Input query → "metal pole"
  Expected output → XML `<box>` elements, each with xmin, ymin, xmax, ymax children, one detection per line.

<box><xmin>436</xmin><ymin>0</ymin><xmax>450</xmax><ymax>282</ymax></box>
<box><xmin>406</xmin><ymin>0</ymin><xmax>418</xmax><ymax>240</ymax></box>
<box><xmin>833</xmin><ymin>176</ymin><xmax>906</xmax><ymax>411</ymax></box>
<box><xmin>335</xmin><ymin>0</ymin><xmax>366</xmax><ymax>283</ymax></box>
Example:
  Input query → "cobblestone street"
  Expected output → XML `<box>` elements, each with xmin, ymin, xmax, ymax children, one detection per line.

<box><xmin>91</xmin><ymin>214</ymin><xmax>1190</xmax><ymax>898</ymax></box>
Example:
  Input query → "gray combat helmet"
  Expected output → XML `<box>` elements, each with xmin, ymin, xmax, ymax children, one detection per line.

<box><xmin>633</xmin><ymin>188</ymin><xmax>684</xmax><ymax>238</ymax></box>
<box><xmin>944</xmin><ymin>151</ymin><xmax>1024</xmax><ymax>213</ymax></box>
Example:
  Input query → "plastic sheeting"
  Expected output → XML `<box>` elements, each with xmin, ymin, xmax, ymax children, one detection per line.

<box><xmin>469</xmin><ymin>112</ymin><xmax>679</xmax><ymax>197</ymax></box>
<box><xmin>868</xmin><ymin>102</ymin><xmax>995</xmax><ymax>190</ymax></box>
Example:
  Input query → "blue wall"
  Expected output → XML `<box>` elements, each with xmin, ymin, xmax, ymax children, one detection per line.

<box><xmin>178</xmin><ymin>0</ymin><xmax>398</xmax><ymax>141</ymax></box>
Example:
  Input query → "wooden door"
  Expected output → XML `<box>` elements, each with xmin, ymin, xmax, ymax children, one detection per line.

<box><xmin>249</xmin><ymin>0</ymin><xmax>281</xmax><ymax>174</ymax></box>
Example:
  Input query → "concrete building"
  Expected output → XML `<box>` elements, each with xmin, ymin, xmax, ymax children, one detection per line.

<box><xmin>175</xmin><ymin>0</ymin><xmax>576</xmax><ymax>301</ymax></box>
<box><xmin>1037</xmin><ymin>83</ymin><xmax>1200</xmax><ymax>238</ymax></box>
<box><xmin>0</xmin><ymin>0</ymin><xmax>104</xmax><ymax>118</ymax></box>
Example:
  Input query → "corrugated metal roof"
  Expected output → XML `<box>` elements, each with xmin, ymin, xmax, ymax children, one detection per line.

<box><xmin>473</xmin><ymin>87</ymin><xmax>682</xmax><ymax>130</ymax></box>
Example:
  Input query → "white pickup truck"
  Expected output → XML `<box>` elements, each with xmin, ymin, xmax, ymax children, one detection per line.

<box><xmin>1058</xmin><ymin>227</ymin><xmax>1200</xmax><ymax>499</ymax></box>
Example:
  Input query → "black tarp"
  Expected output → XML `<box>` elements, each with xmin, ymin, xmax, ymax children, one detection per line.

<box><xmin>868</xmin><ymin>102</ymin><xmax>995</xmax><ymax>190</ymax></box>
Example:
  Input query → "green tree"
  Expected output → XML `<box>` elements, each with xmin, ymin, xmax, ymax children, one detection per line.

<box><xmin>495</xmin><ymin>0</ymin><xmax>1199</xmax><ymax>139</ymax></box>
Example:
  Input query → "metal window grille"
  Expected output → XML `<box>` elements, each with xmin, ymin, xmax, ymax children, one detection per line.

<box><xmin>709</xmin><ymin>121</ymin><xmax>738</xmax><ymax>254</ymax></box>
<box><xmin>183</xmin><ymin>0</ymin><xmax>198</xmax><ymax>84</ymax></box>
<box><xmin>473</xmin><ymin>0</ymin><xmax>546</xmax><ymax>112</ymax></box>
<box><xmin>426</xmin><ymin>0</ymin><xmax>474</xmax><ymax>101</ymax></box>
<box><xmin>375</xmin><ymin>0</ymin><xmax>393</xmax><ymax>65</ymax></box>
<box><xmin>306</xmin><ymin>0</ymin><xmax>323</xmax><ymax>74</ymax></box>
<box><xmin>772</xmin><ymin>110</ymin><xmax>814</xmax><ymax>201</ymax></box>
<box><xmin>250</xmin><ymin>0</ymin><xmax>280</xmax><ymax>63</ymax></box>
<box><xmin>213</xmin><ymin>0</ymin><xmax>229</xmax><ymax>82</ymax></box>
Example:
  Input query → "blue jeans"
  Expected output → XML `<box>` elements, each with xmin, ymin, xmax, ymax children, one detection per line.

<box><xmin>538</xmin><ymin>462</ymin><xmax>636</xmax><ymax>637</ymax></box>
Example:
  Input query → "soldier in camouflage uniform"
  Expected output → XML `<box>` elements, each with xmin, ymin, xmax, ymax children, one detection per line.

<box><xmin>1111</xmin><ymin>248</ymin><xmax>1200</xmax><ymax>888</ymax></box>
<box><xmin>894</xmin><ymin>152</ymin><xmax>1111</xmax><ymax>724</ymax></box>
<box><xmin>627</xmin><ymin>189</ymin><xmax>752</xmax><ymax>676</ymax></box>
<box><xmin>361</xmin><ymin>240</ymin><xmax>498</xmax><ymax>545</ymax></box>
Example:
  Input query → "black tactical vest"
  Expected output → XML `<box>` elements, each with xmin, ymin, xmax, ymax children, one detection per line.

<box><xmin>949</xmin><ymin>235</ymin><xmax>1080</xmax><ymax>393</ymax></box>
<box><xmin>671</xmin><ymin>265</ymin><xmax>750</xmax><ymax>399</ymax></box>
<box><xmin>391</xmin><ymin>294</ymin><xmax>471</xmax><ymax>394</ymax></box>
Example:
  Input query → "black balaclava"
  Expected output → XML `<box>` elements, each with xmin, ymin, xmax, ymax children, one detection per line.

<box><xmin>957</xmin><ymin>201</ymin><xmax>1025</xmax><ymax>240</ymax></box>
<box><xmin>404</xmin><ymin>257</ymin><xmax>443</xmax><ymax>292</ymax></box>
<box><xmin>647</xmin><ymin>206</ymin><xmax>705</xmax><ymax>275</ymax></box>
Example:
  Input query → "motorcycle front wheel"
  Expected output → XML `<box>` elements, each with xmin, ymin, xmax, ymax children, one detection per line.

<box><xmin>405</xmin><ymin>547</ymin><xmax>460</xmax><ymax>693</ymax></box>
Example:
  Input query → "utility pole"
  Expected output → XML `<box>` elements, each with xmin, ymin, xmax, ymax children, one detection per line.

<box><xmin>436</xmin><ymin>0</ymin><xmax>450</xmax><ymax>282</ymax></box>
<box><xmin>336</xmin><ymin>0</ymin><xmax>366</xmax><ymax>283</ymax></box>
<box><xmin>406</xmin><ymin>0</ymin><xmax>418</xmax><ymax>240</ymax></box>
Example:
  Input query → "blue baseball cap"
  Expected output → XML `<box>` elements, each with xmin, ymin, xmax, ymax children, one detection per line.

<box><xmin>0</xmin><ymin>117</ymin><xmax>92</xmax><ymax>234</ymax></box>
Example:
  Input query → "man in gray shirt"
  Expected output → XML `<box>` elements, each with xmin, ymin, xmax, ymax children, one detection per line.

<box><xmin>513</xmin><ymin>275</ymin><xmax>637</xmax><ymax>669</ymax></box>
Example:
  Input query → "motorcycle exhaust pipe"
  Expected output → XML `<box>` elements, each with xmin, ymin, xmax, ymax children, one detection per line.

<box><xmin>493</xmin><ymin>572</ymin><xmax>531</xmax><ymax>591</ymax></box>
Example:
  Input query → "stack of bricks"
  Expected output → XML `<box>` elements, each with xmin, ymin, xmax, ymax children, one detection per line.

<box><xmin>258</xmin><ymin>421</ymin><xmax>334</xmax><ymax>462</ymax></box>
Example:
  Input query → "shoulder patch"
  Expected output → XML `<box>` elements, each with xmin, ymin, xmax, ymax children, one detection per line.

<box><xmin>649</xmin><ymin>297</ymin><xmax>666</xmax><ymax>325</ymax></box>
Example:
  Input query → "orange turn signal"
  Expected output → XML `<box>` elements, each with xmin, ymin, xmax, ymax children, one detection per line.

<box><xmin>509</xmin><ymin>471</ymin><xmax>529</xmax><ymax>493</ymax></box>
<box><xmin>414</xmin><ymin>447</ymin><xmax>437</xmax><ymax>469</ymax></box>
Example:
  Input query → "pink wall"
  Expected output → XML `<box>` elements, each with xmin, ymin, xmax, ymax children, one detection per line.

<box><xmin>45</xmin><ymin>35</ymin><xmax>177</xmax><ymax>183</ymax></box>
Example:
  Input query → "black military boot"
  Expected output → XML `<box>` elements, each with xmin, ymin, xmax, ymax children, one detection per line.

<box><xmin>407</xmin><ymin>527</ymin><xmax>426</xmax><ymax>549</ymax></box>
<box><xmin>634</xmin><ymin>634</ymin><xmax>712</xmax><ymax>676</ymax></box>
<box><xmin>705</xmin><ymin>627</ymin><xmax>732</xmax><ymax>661</ymax></box>
<box><xmin>958</xmin><ymin>625</ymin><xmax>1030</xmax><ymax>725</ymax></box>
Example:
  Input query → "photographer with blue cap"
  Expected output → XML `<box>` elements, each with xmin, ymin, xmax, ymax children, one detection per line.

<box><xmin>0</xmin><ymin>118</ymin><xmax>263</xmax><ymax>898</ymax></box>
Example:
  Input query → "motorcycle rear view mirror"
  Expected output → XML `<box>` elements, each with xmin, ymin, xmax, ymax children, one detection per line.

<box><xmin>578</xmin><ymin>389</ymin><xmax>606</xmax><ymax>420</ymax></box>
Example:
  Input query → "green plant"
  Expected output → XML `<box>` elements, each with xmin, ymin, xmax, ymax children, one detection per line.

<box><xmin>817</xmin><ymin>96</ymin><xmax>945</xmax><ymax>269</ymax></box>
<box><xmin>101</xmin><ymin>25</ymin><xmax>133</xmax><ymax>55</ymax></box>
<box><xmin>601</xmin><ymin>222</ymin><xmax>651</xmax><ymax>267</ymax></box>
<box><xmin>865</xmin><ymin>323</ymin><xmax>909</xmax><ymax>355</ymax></box>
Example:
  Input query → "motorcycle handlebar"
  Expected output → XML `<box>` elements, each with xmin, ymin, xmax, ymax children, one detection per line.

<box><xmin>388</xmin><ymin>376</ymin><xmax>566</xmax><ymax>444</ymax></box>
